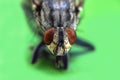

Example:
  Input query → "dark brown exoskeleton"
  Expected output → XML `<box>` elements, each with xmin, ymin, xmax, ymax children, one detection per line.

<box><xmin>22</xmin><ymin>0</ymin><xmax>94</xmax><ymax>69</ymax></box>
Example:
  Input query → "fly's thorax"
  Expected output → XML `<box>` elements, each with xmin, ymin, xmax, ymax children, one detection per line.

<box><xmin>31</xmin><ymin>0</ymin><xmax>79</xmax><ymax>33</ymax></box>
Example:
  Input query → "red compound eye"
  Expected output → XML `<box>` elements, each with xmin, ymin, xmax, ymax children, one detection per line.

<box><xmin>44</xmin><ymin>28</ymin><xmax>55</xmax><ymax>45</ymax></box>
<box><xmin>66</xmin><ymin>28</ymin><xmax>76</xmax><ymax>45</ymax></box>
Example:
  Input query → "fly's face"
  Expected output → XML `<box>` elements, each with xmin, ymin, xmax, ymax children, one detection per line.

<box><xmin>44</xmin><ymin>27</ymin><xmax>76</xmax><ymax>56</ymax></box>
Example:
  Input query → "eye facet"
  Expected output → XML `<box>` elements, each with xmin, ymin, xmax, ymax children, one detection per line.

<box><xmin>44</xmin><ymin>28</ymin><xmax>54</xmax><ymax>45</ymax></box>
<box><xmin>66</xmin><ymin>28</ymin><xmax>76</xmax><ymax>45</ymax></box>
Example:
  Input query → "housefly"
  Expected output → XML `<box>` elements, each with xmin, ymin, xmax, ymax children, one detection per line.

<box><xmin>22</xmin><ymin>0</ymin><xmax>94</xmax><ymax>70</ymax></box>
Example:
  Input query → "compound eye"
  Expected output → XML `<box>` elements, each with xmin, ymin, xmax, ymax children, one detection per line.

<box><xmin>66</xmin><ymin>28</ymin><xmax>76</xmax><ymax>45</ymax></box>
<box><xmin>44</xmin><ymin>28</ymin><xmax>55</xmax><ymax>45</ymax></box>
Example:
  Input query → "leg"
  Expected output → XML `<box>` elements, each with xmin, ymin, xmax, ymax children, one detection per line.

<box><xmin>31</xmin><ymin>41</ymin><xmax>45</xmax><ymax>64</ymax></box>
<box><xmin>70</xmin><ymin>38</ymin><xmax>95</xmax><ymax>56</ymax></box>
<box><xmin>76</xmin><ymin>38</ymin><xmax>94</xmax><ymax>50</ymax></box>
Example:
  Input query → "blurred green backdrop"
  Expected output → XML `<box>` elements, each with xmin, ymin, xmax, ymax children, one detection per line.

<box><xmin>0</xmin><ymin>0</ymin><xmax>120</xmax><ymax>80</ymax></box>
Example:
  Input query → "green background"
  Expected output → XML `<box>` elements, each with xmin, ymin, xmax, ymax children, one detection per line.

<box><xmin>0</xmin><ymin>0</ymin><xmax>120</xmax><ymax>80</ymax></box>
